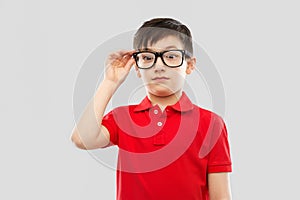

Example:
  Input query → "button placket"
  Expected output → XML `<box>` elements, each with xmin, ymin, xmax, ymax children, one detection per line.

<box><xmin>148</xmin><ymin>106</ymin><xmax>167</xmax><ymax>145</ymax></box>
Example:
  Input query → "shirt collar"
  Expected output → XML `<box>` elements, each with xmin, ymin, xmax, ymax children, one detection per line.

<box><xmin>133</xmin><ymin>92</ymin><xmax>194</xmax><ymax>112</ymax></box>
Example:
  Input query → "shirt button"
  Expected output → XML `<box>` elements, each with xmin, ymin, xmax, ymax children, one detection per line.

<box><xmin>157</xmin><ymin>122</ymin><xmax>162</xmax><ymax>127</ymax></box>
<box><xmin>154</xmin><ymin>109</ymin><xmax>158</xmax><ymax>114</ymax></box>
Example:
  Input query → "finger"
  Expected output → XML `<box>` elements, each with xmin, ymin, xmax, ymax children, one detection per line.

<box><xmin>107</xmin><ymin>50</ymin><xmax>127</xmax><ymax>60</ymax></box>
<box><xmin>120</xmin><ymin>52</ymin><xmax>135</xmax><ymax>64</ymax></box>
<box><xmin>116</xmin><ymin>49</ymin><xmax>136</xmax><ymax>57</ymax></box>
<box><xmin>111</xmin><ymin>59</ymin><xmax>125</xmax><ymax>68</ymax></box>
<box><xmin>125</xmin><ymin>49</ymin><xmax>137</xmax><ymax>56</ymax></box>
<box><xmin>119</xmin><ymin>49</ymin><xmax>136</xmax><ymax>57</ymax></box>
<box><xmin>124</xmin><ymin>57</ymin><xmax>136</xmax><ymax>71</ymax></box>
<box><xmin>108</xmin><ymin>56</ymin><xmax>126</xmax><ymax>67</ymax></box>
<box><xmin>107</xmin><ymin>51</ymin><xmax>131</xmax><ymax>63</ymax></box>
<box><xmin>107</xmin><ymin>50</ymin><xmax>136</xmax><ymax>67</ymax></box>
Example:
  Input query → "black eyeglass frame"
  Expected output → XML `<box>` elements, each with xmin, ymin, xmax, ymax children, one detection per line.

<box><xmin>132</xmin><ymin>49</ymin><xmax>191</xmax><ymax>69</ymax></box>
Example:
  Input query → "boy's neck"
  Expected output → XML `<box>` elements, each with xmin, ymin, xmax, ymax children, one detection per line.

<box><xmin>147</xmin><ymin>90</ymin><xmax>183</xmax><ymax>111</ymax></box>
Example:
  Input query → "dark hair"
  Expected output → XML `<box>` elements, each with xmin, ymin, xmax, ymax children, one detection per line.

<box><xmin>133</xmin><ymin>18</ymin><xmax>193</xmax><ymax>56</ymax></box>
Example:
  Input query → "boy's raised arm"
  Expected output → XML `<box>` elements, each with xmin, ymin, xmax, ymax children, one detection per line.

<box><xmin>70</xmin><ymin>50</ymin><xmax>136</xmax><ymax>150</ymax></box>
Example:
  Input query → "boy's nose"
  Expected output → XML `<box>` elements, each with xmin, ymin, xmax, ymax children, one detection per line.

<box><xmin>153</xmin><ymin>57</ymin><xmax>166</xmax><ymax>72</ymax></box>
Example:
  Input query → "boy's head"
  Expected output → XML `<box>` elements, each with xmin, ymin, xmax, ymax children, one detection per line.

<box><xmin>132</xmin><ymin>18</ymin><xmax>196</xmax><ymax>97</ymax></box>
<box><xmin>133</xmin><ymin>18</ymin><xmax>193</xmax><ymax>56</ymax></box>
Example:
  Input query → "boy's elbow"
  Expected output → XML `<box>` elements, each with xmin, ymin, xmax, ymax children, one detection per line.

<box><xmin>73</xmin><ymin>139</ymin><xmax>87</xmax><ymax>150</ymax></box>
<box><xmin>70</xmin><ymin>127</ymin><xmax>109</xmax><ymax>150</ymax></box>
<box><xmin>70</xmin><ymin>131</ymin><xmax>87</xmax><ymax>150</ymax></box>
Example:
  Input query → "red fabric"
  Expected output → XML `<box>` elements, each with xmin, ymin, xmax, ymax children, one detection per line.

<box><xmin>101</xmin><ymin>92</ymin><xmax>232</xmax><ymax>200</ymax></box>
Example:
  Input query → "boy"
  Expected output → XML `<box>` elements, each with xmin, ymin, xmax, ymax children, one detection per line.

<box><xmin>71</xmin><ymin>18</ymin><xmax>232</xmax><ymax>200</ymax></box>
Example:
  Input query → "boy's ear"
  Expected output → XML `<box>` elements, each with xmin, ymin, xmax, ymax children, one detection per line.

<box><xmin>186</xmin><ymin>57</ymin><xmax>196</xmax><ymax>75</ymax></box>
<box><xmin>134</xmin><ymin>64</ymin><xmax>142</xmax><ymax>78</ymax></box>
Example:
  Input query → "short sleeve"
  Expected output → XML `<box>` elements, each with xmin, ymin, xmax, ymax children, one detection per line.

<box><xmin>101</xmin><ymin>109</ymin><xmax>119</xmax><ymax>146</ymax></box>
<box><xmin>206</xmin><ymin>115</ymin><xmax>232</xmax><ymax>173</ymax></box>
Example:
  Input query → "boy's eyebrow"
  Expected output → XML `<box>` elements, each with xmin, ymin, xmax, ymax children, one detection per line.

<box><xmin>140</xmin><ymin>45</ymin><xmax>179</xmax><ymax>51</ymax></box>
<box><xmin>164</xmin><ymin>45</ymin><xmax>178</xmax><ymax>49</ymax></box>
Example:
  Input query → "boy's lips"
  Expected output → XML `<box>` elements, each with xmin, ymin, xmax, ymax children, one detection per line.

<box><xmin>152</xmin><ymin>76</ymin><xmax>170</xmax><ymax>80</ymax></box>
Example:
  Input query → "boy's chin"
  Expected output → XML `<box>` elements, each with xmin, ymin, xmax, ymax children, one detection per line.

<box><xmin>148</xmin><ymin>89</ymin><xmax>178</xmax><ymax>97</ymax></box>
<box><xmin>146</xmin><ymin>84</ymin><xmax>182</xmax><ymax>97</ymax></box>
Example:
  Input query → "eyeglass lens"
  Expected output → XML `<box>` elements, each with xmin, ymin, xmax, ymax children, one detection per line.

<box><xmin>135</xmin><ymin>50</ymin><xmax>183</xmax><ymax>68</ymax></box>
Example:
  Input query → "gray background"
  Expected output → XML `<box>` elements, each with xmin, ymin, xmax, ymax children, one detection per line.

<box><xmin>1</xmin><ymin>0</ymin><xmax>299</xmax><ymax>199</ymax></box>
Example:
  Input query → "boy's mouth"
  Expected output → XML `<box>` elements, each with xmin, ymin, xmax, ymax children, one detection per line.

<box><xmin>152</xmin><ymin>76</ymin><xmax>170</xmax><ymax>80</ymax></box>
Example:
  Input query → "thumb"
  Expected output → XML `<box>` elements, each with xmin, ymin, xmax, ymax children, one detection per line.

<box><xmin>124</xmin><ymin>57</ymin><xmax>135</xmax><ymax>72</ymax></box>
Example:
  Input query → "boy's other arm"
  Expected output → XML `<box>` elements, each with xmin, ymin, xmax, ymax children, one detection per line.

<box><xmin>208</xmin><ymin>172</ymin><xmax>232</xmax><ymax>200</ymax></box>
<box><xmin>70</xmin><ymin>50</ymin><xmax>135</xmax><ymax>150</ymax></box>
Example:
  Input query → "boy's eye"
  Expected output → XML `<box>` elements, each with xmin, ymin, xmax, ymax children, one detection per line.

<box><xmin>164</xmin><ymin>53</ymin><xmax>180</xmax><ymax>60</ymax></box>
<box><xmin>165</xmin><ymin>54</ymin><xmax>178</xmax><ymax>59</ymax></box>
<box><xmin>142</xmin><ymin>55</ymin><xmax>154</xmax><ymax>61</ymax></box>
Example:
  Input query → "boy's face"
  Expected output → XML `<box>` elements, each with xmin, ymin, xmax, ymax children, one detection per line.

<box><xmin>135</xmin><ymin>35</ymin><xmax>195</xmax><ymax>97</ymax></box>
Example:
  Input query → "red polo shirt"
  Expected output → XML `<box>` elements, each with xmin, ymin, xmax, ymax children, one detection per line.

<box><xmin>101</xmin><ymin>92</ymin><xmax>232</xmax><ymax>200</ymax></box>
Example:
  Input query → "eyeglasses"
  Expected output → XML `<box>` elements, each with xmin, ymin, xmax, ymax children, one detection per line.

<box><xmin>132</xmin><ymin>50</ymin><xmax>190</xmax><ymax>69</ymax></box>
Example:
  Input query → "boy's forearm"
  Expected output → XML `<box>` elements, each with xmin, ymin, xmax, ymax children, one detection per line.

<box><xmin>208</xmin><ymin>173</ymin><xmax>232</xmax><ymax>200</ymax></box>
<box><xmin>71</xmin><ymin>79</ymin><xmax>118</xmax><ymax>148</ymax></box>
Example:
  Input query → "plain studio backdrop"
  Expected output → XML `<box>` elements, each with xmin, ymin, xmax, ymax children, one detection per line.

<box><xmin>1</xmin><ymin>0</ymin><xmax>299</xmax><ymax>199</ymax></box>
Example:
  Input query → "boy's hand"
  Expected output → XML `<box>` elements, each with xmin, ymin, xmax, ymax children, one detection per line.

<box><xmin>104</xmin><ymin>50</ymin><xmax>136</xmax><ymax>86</ymax></box>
